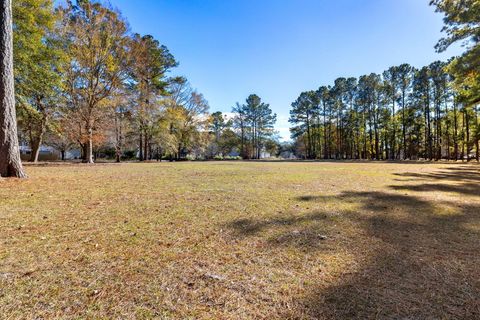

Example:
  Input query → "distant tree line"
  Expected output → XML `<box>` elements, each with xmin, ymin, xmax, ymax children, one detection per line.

<box><xmin>289</xmin><ymin>61</ymin><xmax>480</xmax><ymax>161</ymax></box>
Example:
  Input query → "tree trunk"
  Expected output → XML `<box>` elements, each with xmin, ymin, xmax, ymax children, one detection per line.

<box><xmin>461</xmin><ymin>110</ymin><xmax>466</xmax><ymax>161</ymax></box>
<box><xmin>336</xmin><ymin>110</ymin><xmax>340</xmax><ymax>159</ymax></box>
<box><xmin>306</xmin><ymin>115</ymin><xmax>311</xmax><ymax>159</ymax></box>
<box><xmin>373</xmin><ymin>105</ymin><xmax>379</xmax><ymax>160</ymax></box>
<box><xmin>402</xmin><ymin>91</ymin><xmax>407</xmax><ymax>160</ymax></box>
<box><xmin>475</xmin><ymin>105</ymin><xmax>479</xmax><ymax>162</ymax></box>
<box><xmin>29</xmin><ymin>114</ymin><xmax>47</xmax><ymax>163</ymax></box>
<box><xmin>445</xmin><ymin>98</ymin><xmax>450</xmax><ymax>161</ymax></box>
<box><xmin>240</xmin><ymin>126</ymin><xmax>245</xmax><ymax>159</ymax></box>
<box><xmin>143</xmin><ymin>130</ymin><xmax>148</xmax><ymax>160</ymax></box>
<box><xmin>139</xmin><ymin>131</ymin><xmax>143</xmax><ymax>161</ymax></box>
<box><xmin>427</xmin><ymin>102</ymin><xmax>432</xmax><ymax>160</ymax></box>
<box><xmin>30</xmin><ymin>138</ymin><xmax>41</xmax><ymax>162</ymax></box>
<box><xmin>85</xmin><ymin>125</ymin><xmax>94</xmax><ymax>163</ymax></box>
<box><xmin>391</xmin><ymin>99</ymin><xmax>396</xmax><ymax>160</ymax></box>
<box><xmin>453</xmin><ymin>99</ymin><xmax>458</xmax><ymax>160</ymax></box>
<box><xmin>0</xmin><ymin>0</ymin><xmax>27</xmax><ymax>178</ymax></box>
<box><xmin>80</xmin><ymin>143</ymin><xmax>86</xmax><ymax>161</ymax></box>
<box><xmin>323</xmin><ymin>103</ymin><xmax>328</xmax><ymax>159</ymax></box>
<box><xmin>363</xmin><ymin>112</ymin><xmax>367</xmax><ymax>160</ymax></box>
<box><xmin>465</xmin><ymin>108</ymin><xmax>470</xmax><ymax>161</ymax></box>
<box><xmin>114</xmin><ymin>112</ymin><xmax>121</xmax><ymax>163</ymax></box>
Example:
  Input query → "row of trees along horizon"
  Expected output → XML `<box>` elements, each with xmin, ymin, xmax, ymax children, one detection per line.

<box><xmin>1</xmin><ymin>0</ymin><xmax>479</xmax><ymax>178</ymax></box>
<box><xmin>289</xmin><ymin>61</ymin><xmax>480</xmax><ymax>161</ymax></box>
<box><xmin>11</xmin><ymin>0</ymin><xmax>278</xmax><ymax>165</ymax></box>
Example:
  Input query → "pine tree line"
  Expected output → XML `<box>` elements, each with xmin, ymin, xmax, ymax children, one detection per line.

<box><xmin>289</xmin><ymin>61</ymin><xmax>480</xmax><ymax>161</ymax></box>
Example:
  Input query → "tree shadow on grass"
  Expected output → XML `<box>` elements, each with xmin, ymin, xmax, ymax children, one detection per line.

<box><xmin>226</xmin><ymin>166</ymin><xmax>480</xmax><ymax>319</ymax></box>
<box><xmin>299</xmin><ymin>193</ymin><xmax>480</xmax><ymax>319</ymax></box>
<box><xmin>227</xmin><ymin>212</ymin><xmax>333</xmax><ymax>250</ymax></box>
<box><xmin>245</xmin><ymin>159</ymin><xmax>443</xmax><ymax>164</ymax></box>
<box><xmin>390</xmin><ymin>182</ymin><xmax>480</xmax><ymax>197</ymax></box>
<box><xmin>393</xmin><ymin>165</ymin><xmax>480</xmax><ymax>183</ymax></box>
<box><xmin>390</xmin><ymin>166</ymin><xmax>480</xmax><ymax>197</ymax></box>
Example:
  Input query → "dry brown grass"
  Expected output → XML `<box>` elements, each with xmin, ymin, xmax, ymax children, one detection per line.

<box><xmin>0</xmin><ymin>161</ymin><xmax>479</xmax><ymax>319</ymax></box>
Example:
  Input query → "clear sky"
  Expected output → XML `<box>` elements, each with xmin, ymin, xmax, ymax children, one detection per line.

<box><xmin>107</xmin><ymin>0</ymin><xmax>462</xmax><ymax>140</ymax></box>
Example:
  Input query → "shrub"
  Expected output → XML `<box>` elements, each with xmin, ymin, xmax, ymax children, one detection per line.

<box><xmin>186</xmin><ymin>155</ymin><xmax>196</xmax><ymax>161</ymax></box>
<box><xmin>224</xmin><ymin>155</ymin><xmax>242</xmax><ymax>160</ymax></box>
<box><xmin>122</xmin><ymin>150</ymin><xmax>137</xmax><ymax>160</ymax></box>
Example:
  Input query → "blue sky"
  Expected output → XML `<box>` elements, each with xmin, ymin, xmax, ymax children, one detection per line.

<box><xmin>108</xmin><ymin>0</ymin><xmax>462</xmax><ymax>140</ymax></box>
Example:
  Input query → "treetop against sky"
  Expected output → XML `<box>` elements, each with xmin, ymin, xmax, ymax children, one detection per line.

<box><xmin>105</xmin><ymin>0</ymin><xmax>464</xmax><ymax>140</ymax></box>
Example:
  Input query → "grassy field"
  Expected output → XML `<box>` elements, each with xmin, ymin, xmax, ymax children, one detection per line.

<box><xmin>0</xmin><ymin>161</ymin><xmax>479</xmax><ymax>319</ymax></box>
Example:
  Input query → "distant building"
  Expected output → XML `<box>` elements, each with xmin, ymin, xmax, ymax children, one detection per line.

<box><xmin>20</xmin><ymin>144</ymin><xmax>59</xmax><ymax>161</ymax></box>
<box><xmin>20</xmin><ymin>142</ymin><xmax>81</xmax><ymax>161</ymax></box>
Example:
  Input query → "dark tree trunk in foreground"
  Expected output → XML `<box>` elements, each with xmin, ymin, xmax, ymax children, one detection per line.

<box><xmin>0</xmin><ymin>0</ymin><xmax>26</xmax><ymax>178</ymax></box>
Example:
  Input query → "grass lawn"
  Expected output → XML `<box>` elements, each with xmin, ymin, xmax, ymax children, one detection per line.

<box><xmin>1</xmin><ymin>161</ymin><xmax>479</xmax><ymax>319</ymax></box>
